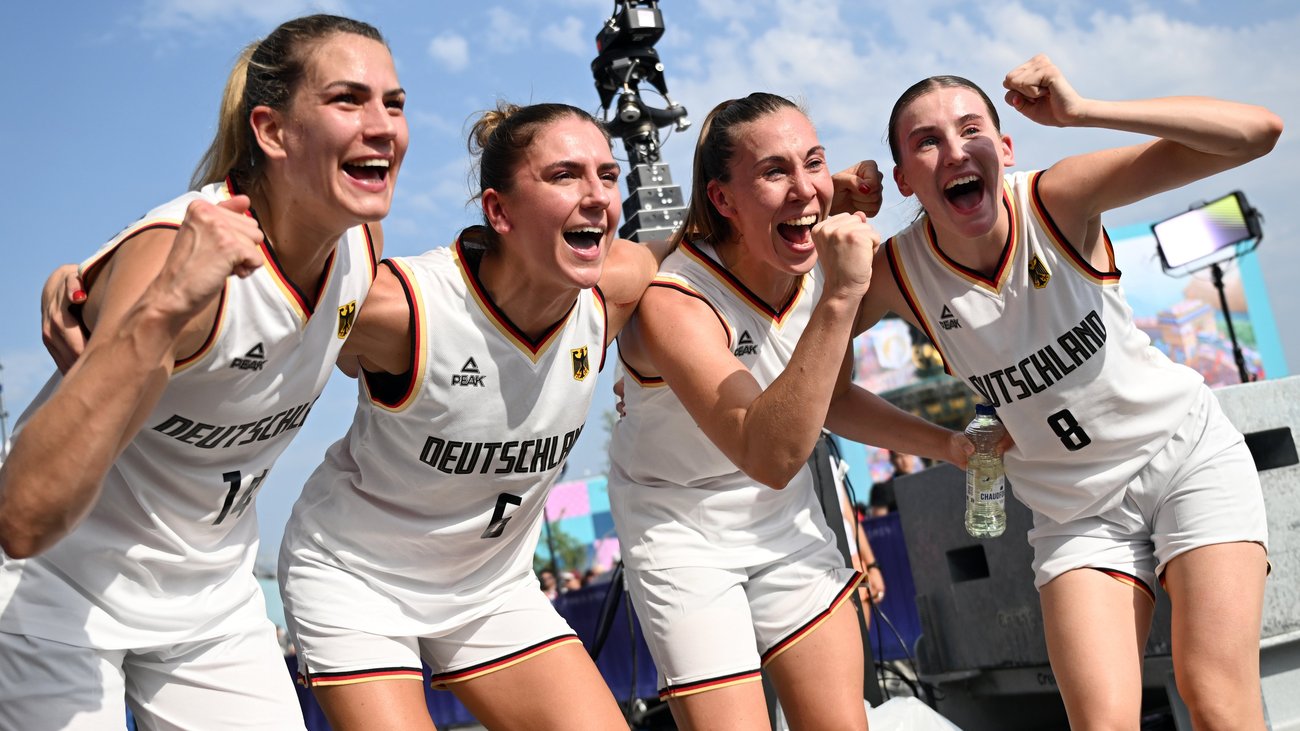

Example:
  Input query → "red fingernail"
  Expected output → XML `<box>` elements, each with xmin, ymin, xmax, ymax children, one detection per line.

<box><xmin>72</xmin><ymin>289</ymin><xmax>87</xmax><ymax>303</ymax></box>
<box><xmin>859</xmin><ymin>184</ymin><xmax>872</xmax><ymax>194</ymax></box>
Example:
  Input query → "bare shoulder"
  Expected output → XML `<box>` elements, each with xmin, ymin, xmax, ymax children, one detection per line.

<box><xmin>600</xmin><ymin>238</ymin><xmax>658</xmax><ymax>301</ymax></box>
<box><xmin>344</xmin><ymin>262</ymin><xmax>414</xmax><ymax>373</ymax></box>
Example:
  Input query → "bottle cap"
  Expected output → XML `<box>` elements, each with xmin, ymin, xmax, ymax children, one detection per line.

<box><xmin>974</xmin><ymin>403</ymin><xmax>996</xmax><ymax>416</ymax></box>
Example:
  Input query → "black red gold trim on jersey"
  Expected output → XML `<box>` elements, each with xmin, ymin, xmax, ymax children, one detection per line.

<box><xmin>428</xmin><ymin>635</ymin><xmax>581</xmax><ymax>688</ymax></box>
<box><xmin>678</xmin><ymin>239</ymin><xmax>807</xmax><ymax>325</ymax></box>
<box><xmin>919</xmin><ymin>183</ymin><xmax>1019</xmax><ymax>293</ymax></box>
<box><xmin>887</xmin><ymin>237</ymin><xmax>954</xmax><ymax>377</ymax></box>
<box><xmin>76</xmin><ymin>211</ymin><xmax>218</xmax><ymax>374</ymax></box>
<box><xmin>301</xmin><ymin>665</ymin><xmax>423</xmax><ymax>688</ymax></box>
<box><xmin>1027</xmin><ymin>171</ymin><xmax>1120</xmax><ymax>285</ymax></box>
<box><xmin>364</xmin><ymin>259</ymin><xmax>425</xmax><ymax>413</ymax></box>
<box><xmin>645</xmin><ymin>279</ymin><xmax>733</xmax><ymax>349</ymax></box>
<box><xmin>229</xmin><ymin>177</ymin><xmax>378</xmax><ymax>324</ymax></box>
<box><xmin>619</xmin><ymin>351</ymin><xmax>665</xmax><ymax>387</ymax></box>
<box><xmin>452</xmin><ymin>238</ymin><xmax>608</xmax><ymax>365</ymax></box>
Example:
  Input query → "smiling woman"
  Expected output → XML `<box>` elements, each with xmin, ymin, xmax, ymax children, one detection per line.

<box><xmin>852</xmin><ymin>55</ymin><xmax>1283</xmax><ymax>731</ymax></box>
<box><xmin>274</xmin><ymin>101</ymin><xmax>660</xmax><ymax>731</ymax></box>
<box><xmin>0</xmin><ymin>14</ymin><xmax>405</xmax><ymax>731</ymax></box>
<box><xmin>606</xmin><ymin>92</ymin><xmax>968</xmax><ymax>731</ymax></box>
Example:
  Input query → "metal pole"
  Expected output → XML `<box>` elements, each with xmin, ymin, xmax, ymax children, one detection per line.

<box><xmin>0</xmin><ymin>361</ymin><xmax>10</xmax><ymax>460</ymax></box>
<box><xmin>1210</xmin><ymin>262</ymin><xmax>1253</xmax><ymax>383</ymax></box>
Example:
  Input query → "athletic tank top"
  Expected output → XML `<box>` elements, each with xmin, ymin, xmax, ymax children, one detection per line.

<box><xmin>278</xmin><ymin>240</ymin><xmax>606</xmax><ymax>634</ymax></box>
<box><xmin>0</xmin><ymin>178</ymin><xmax>375</xmax><ymax>647</ymax></box>
<box><xmin>608</xmin><ymin>239</ymin><xmax>837</xmax><ymax>570</ymax></box>
<box><xmin>887</xmin><ymin>170</ymin><xmax>1203</xmax><ymax>522</ymax></box>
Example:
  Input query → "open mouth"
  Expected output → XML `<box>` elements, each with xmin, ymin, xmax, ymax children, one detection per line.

<box><xmin>563</xmin><ymin>227</ymin><xmax>604</xmax><ymax>250</ymax></box>
<box><xmin>343</xmin><ymin>158</ymin><xmax>391</xmax><ymax>184</ymax></box>
<box><xmin>943</xmin><ymin>174</ymin><xmax>984</xmax><ymax>213</ymax></box>
<box><xmin>776</xmin><ymin>214</ymin><xmax>817</xmax><ymax>246</ymax></box>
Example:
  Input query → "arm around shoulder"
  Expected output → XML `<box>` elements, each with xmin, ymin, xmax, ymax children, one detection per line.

<box><xmin>599</xmin><ymin>237</ymin><xmax>661</xmax><ymax>341</ymax></box>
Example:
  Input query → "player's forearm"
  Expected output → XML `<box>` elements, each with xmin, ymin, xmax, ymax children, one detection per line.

<box><xmin>737</xmin><ymin>293</ymin><xmax>861</xmax><ymax>489</ymax></box>
<box><xmin>0</xmin><ymin>302</ymin><xmax>181</xmax><ymax>558</ymax></box>
<box><xmin>1075</xmin><ymin>97</ymin><xmax>1281</xmax><ymax>159</ymax></box>
<box><xmin>826</xmin><ymin>384</ymin><xmax>955</xmax><ymax>465</ymax></box>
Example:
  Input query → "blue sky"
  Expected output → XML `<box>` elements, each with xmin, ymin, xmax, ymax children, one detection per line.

<box><xmin>3</xmin><ymin>0</ymin><xmax>1297</xmax><ymax>569</ymax></box>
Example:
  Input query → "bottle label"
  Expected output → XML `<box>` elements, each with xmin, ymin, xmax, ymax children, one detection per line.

<box><xmin>966</xmin><ymin>462</ymin><xmax>1005</xmax><ymax>504</ymax></box>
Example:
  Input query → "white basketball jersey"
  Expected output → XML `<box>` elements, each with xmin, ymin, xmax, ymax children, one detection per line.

<box><xmin>279</xmin><ymin>241</ymin><xmax>606</xmax><ymax>635</ymax></box>
<box><xmin>887</xmin><ymin>170</ymin><xmax>1203</xmax><ymax>522</ymax></box>
<box><xmin>608</xmin><ymin>239</ymin><xmax>838</xmax><ymax>571</ymax></box>
<box><xmin>0</xmin><ymin>179</ymin><xmax>375</xmax><ymax>648</ymax></box>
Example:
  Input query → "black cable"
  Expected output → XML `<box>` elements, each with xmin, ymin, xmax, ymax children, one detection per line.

<box><xmin>624</xmin><ymin>580</ymin><xmax>639</xmax><ymax>726</ymax></box>
<box><xmin>588</xmin><ymin>561</ymin><xmax>626</xmax><ymax>660</ymax></box>
<box><xmin>828</xmin><ymin>433</ymin><xmax>944</xmax><ymax>710</ymax></box>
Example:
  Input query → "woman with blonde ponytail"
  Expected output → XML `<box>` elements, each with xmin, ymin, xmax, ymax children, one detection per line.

<box><xmin>0</xmin><ymin>14</ymin><xmax>406</xmax><ymax>730</ymax></box>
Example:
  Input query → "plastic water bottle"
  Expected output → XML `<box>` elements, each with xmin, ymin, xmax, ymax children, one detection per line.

<box><xmin>964</xmin><ymin>404</ymin><xmax>1006</xmax><ymax>538</ymax></box>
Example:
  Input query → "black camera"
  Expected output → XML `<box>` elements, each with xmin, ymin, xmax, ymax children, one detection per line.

<box><xmin>590</xmin><ymin>1</ymin><xmax>689</xmax><ymax>149</ymax></box>
<box><xmin>590</xmin><ymin>1</ymin><xmax>689</xmax><ymax>241</ymax></box>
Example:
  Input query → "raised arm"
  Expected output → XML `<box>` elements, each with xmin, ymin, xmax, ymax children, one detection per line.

<box><xmin>1005</xmin><ymin>54</ymin><xmax>1282</xmax><ymax>243</ymax></box>
<box><xmin>623</xmin><ymin>213</ymin><xmax>878</xmax><ymax>489</ymax></box>
<box><xmin>0</xmin><ymin>196</ymin><xmax>264</xmax><ymax>558</ymax></box>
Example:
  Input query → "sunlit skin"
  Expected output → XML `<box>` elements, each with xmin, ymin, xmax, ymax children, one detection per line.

<box><xmin>254</xmin><ymin>33</ymin><xmax>408</xmax><ymax>256</ymax></box>
<box><xmin>892</xmin><ymin>87</ymin><xmax>1015</xmax><ymax>274</ymax></box>
<box><xmin>707</xmin><ymin>108</ymin><xmax>833</xmax><ymax>307</ymax></box>
<box><xmin>480</xmin><ymin>117</ymin><xmax>621</xmax><ymax>334</ymax></box>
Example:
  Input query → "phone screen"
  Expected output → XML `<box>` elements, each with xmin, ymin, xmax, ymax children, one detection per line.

<box><xmin>1152</xmin><ymin>191</ymin><xmax>1256</xmax><ymax>270</ymax></box>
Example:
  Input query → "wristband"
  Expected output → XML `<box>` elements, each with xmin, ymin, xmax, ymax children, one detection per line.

<box><xmin>865</xmin><ymin>562</ymin><xmax>881</xmax><ymax>572</ymax></box>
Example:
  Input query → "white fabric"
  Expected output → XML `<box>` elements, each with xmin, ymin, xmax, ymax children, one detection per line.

<box><xmin>608</xmin><ymin>238</ymin><xmax>838</xmax><ymax>571</ymax></box>
<box><xmin>279</xmin><ymin>241</ymin><xmax>607</xmax><ymax>638</ymax></box>
<box><xmin>1029</xmin><ymin>383</ymin><xmax>1267</xmax><ymax>589</ymax></box>
<box><xmin>0</xmin><ymin>623</ymin><xmax>306</xmax><ymax>731</ymax></box>
<box><xmin>0</xmin><ymin>179</ymin><xmax>373</xmax><ymax>650</ymax></box>
<box><xmin>887</xmin><ymin>170</ymin><xmax>1204</xmax><ymax>523</ymax></box>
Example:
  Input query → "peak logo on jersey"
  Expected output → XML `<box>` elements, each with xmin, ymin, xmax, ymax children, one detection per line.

<box><xmin>230</xmin><ymin>343</ymin><xmax>266</xmax><ymax>370</ymax></box>
<box><xmin>337</xmin><ymin>300</ymin><xmax>358</xmax><ymax>339</ymax></box>
<box><xmin>733</xmin><ymin>330</ymin><xmax>758</xmax><ymax>356</ymax></box>
<box><xmin>939</xmin><ymin>306</ymin><xmax>962</xmax><ymax>330</ymax></box>
<box><xmin>571</xmin><ymin>346</ymin><xmax>590</xmax><ymax>381</ymax></box>
<box><xmin>1028</xmin><ymin>255</ymin><xmax>1051</xmax><ymax>289</ymax></box>
<box><xmin>452</xmin><ymin>357</ymin><xmax>486</xmax><ymax>387</ymax></box>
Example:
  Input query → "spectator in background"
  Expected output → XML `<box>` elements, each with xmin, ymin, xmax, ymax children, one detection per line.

<box><xmin>869</xmin><ymin>450</ymin><xmax>923</xmax><ymax>516</ymax></box>
<box><xmin>539</xmin><ymin>569</ymin><xmax>559</xmax><ymax>601</ymax></box>
<box><xmin>559</xmin><ymin>571</ymin><xmax>583</xmax><ymax>594</ymax></box>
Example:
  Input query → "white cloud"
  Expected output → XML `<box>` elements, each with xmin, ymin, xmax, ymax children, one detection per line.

<box><xmin>542</xmin><ymin>17</ymin><xmax>589</xmax><ymax>56</ymax></box>
<box><xmin>428</xmin><ymin>32</ymin><xmax>470</xmax><ymax>72</ymax></box>
<box><xmin>135</xmin><ymin>0</ymin><xmax>349</xmax><ymax>34</ymax></box>
<box><xmin>488</xmin><ymin>7</ymin><xmax>532</xmax><ymax>52</ymax></box>
<box><xmin>642</xmin><ymin>0</ymin><xmax>1300</xmax><ymax>367</ymax></box>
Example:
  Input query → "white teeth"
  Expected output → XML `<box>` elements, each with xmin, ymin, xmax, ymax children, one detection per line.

<box><xmin>567</xmin><ymin>226</ymin><xmax>604</xmax><ymax>234</ymax></box>
<box><xmin>350</xmin><ymin>159</ymin><xmax>390</xmax><ymax>168</ymax></box>
<box><xmin>780</xmin><ymin>214</ymin><xmax>817</xmax><ymax>226</ymax></box>
<box><xmin>945</xmin><ymin>175</ymin><xmax>978</xmax><ymax>190</ymax></box>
